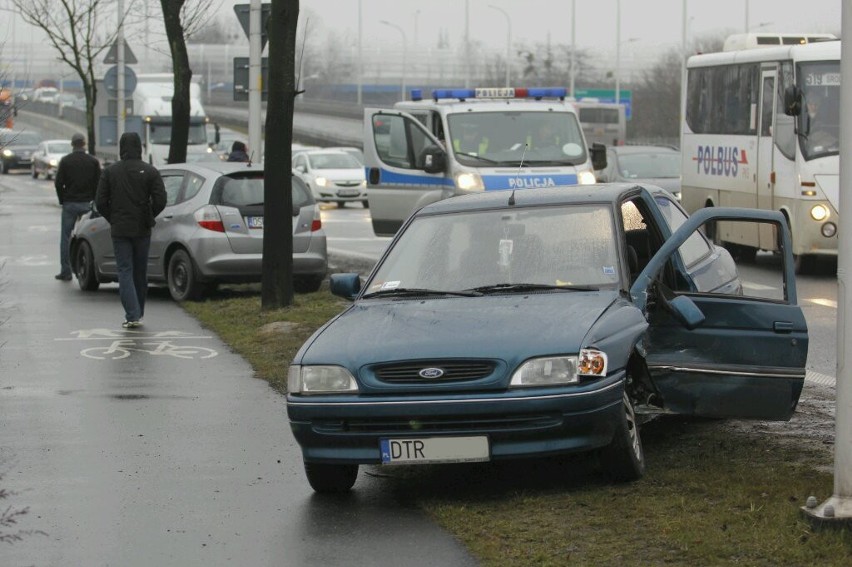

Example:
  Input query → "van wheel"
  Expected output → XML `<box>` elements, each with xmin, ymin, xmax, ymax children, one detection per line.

<box><xmin>75</xmin><ymin>241</ymin><xmax>100</xmax><ymax>291</ymax></box>
<box><xmin>304</xmin><ymin>462</ymin><xmax>358</xmax><ymax>493</ymax></box>
<box><xmin>362</xmin><ymin>200</ymin><xmax>370</xmax><ymax>209</ymax></box>
<box><xmin>167</xmin><ymin>249</ymin><xmax>205</xmax><ymax>301</ymax></box>
<box><xmin>600</xmin><ymin>391</ymin><xmax>645</xmax><ymax>482</ymax></box>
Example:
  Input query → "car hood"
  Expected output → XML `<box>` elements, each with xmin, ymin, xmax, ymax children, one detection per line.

<box><xmin>313</xmin><ymin>168</ymin><xmax>364</xmax><ymax>180</ymax></box>
<box><xmin>300</xmin><ymin>292</ymin><xmax>619</xmax><ymax>366</ymax></box>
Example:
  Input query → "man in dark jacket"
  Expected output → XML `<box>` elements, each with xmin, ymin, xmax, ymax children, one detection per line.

<box><xmin>95</xmin><ymin>132</ymin><xmax>167</xmax><ymax>328</ymax></box>
<box><xmin>227</xmin><ymin>140</ymin><xmax>250</xmax><ymax>162</ymax></box>
<box><xmin>54</xmin><ymin>132</ymin><xmax>101</xmax><ymax>281</ymax></box>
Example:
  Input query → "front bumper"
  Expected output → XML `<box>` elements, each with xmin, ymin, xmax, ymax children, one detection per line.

<box><xmin>287</xmin><ymin>374</ymin><xmax>625</xmax><ymax>464</ymax></box>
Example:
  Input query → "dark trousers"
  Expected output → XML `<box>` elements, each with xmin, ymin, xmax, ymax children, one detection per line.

<box><xmin>112</xmin><ymin>235</ymin><xmax>151</xmax><ymax>322</ymax></box>
<box><xmin>59</xmin><ymin>201</ymin><xmax>92</xmax><ymax>276</ymax></box>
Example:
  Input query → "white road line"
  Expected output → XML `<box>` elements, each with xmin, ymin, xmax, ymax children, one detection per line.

<box><xmin>808</xmin><ymin>298</ymin><xmax>838</xmax><ymax>309</ymax></box>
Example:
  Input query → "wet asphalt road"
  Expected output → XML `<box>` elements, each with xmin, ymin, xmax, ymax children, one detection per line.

<box><xmin>0</xmin><ymin>172</ymin><xmax>477</xmax><ymax>565</ymax></box>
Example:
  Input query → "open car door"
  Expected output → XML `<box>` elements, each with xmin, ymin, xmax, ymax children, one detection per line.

<box><xmin>363</xmin><ymin>109</ymin><xmax>449</xmax><ymax>237</ymax></box>
<box><xmin>630</xmin><ymin>207</ymin><xmax>808</xmax><ymax>420</ymax></box>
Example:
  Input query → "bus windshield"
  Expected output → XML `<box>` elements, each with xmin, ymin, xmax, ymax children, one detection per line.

<box><xmin>447</xmin><ymin>111</ymin><xmax>587</xmax><ymax>167</ymax></box>
<box><xmin>798</xmin><ymin>61</ymin><xmax>840</xmax><ymax>160</ymax></box>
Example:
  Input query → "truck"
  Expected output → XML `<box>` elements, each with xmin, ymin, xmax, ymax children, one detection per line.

<box><xmin>94</xmin><ymin>73</ymin><xmax>212</xmax><ymax>164</ymax></box>
<box><xmin>363</xmin><ymin>87</ymin><xmax>607</xmax><ymax>236</ymax></box>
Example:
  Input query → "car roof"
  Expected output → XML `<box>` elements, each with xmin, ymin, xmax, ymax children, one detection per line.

<box><xmin>158</xmin><ymin>162</ymin><xmax>264</xmax><ymax>176</ymax></box>
<box><xmin>42</xmin><ymin>139</ymin><xmax>71</xmax><ymax>145</ymax></box>
<box><xmin>419</xmin><ymin>183</ymin><xmax>664</xmax><ymax>216</ymax></box>
<box><xmin>608</xmin><ymin>145</ymin><xmax>679</xmax><ymax>155</ymax></box>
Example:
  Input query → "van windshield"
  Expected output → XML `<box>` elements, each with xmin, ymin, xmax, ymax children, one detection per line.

<box><xmin>447</xmin><ymin>111</ymin><xmax>587</xmax><ymax>167</ymax></box>
<box><xmin>797</xmin><ymin>61</ymin><xmax>840</xmax><ymax>161</ymax></box>
<box><xmin>149</xmin><ymin>121</ymin><xmax>209</xmax><ymax>145</ymax></box>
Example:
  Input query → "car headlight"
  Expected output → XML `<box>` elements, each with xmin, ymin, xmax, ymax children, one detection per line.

<box><xmin>315</xmin><ymin>177</ymin><xmax>328</xmax><ymax>187</ymax></box>
<box><xmin>360</xmin><ymin>179</ymin><xmax>367</xmax><ymax>187</ymax></box>
<box><xmin>455</xmin><ymin>172</ymin><xmax>484</xmax><ymax>191</ymax></box>
<box><xmin>288</xmin><ymin>365</ymin><xmax>359</xmax><ymax>395</ymax></box>
<box><xmin>577</xmin><ymin>170</ymin><xmax>597</xmax><ymax>185</ymax></box>
<box><xmin>510</xmin><ymin>349</ymin><xmax>608</xmax><ymax>388</ymax></box>
<box><xmin>49</xmin><ymin>159</ymin><xmax>58</xmax><ymax>166</ymax></box>
<box><xmin>2</xmin><ymin>149</ymin><xmax>13</xmax><ymax>157</ymax></box>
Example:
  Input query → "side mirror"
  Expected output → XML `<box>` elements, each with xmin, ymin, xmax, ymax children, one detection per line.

<box><xmin>329</xmin><ymin>273</ymin><xmax>362</xmax><ymax>300</ymax></box>
<box><xmin>420</xmin><ymin>145</ymin><xmax>447</xmax><ymax>174</ymax></box>
<box><xmin>784</xmin><ymin>86</ymin><xmax>802</xmax><ymax>116</ymax></box>
<box><xmin>664</xmin><ymin>294</ymin><xmax>706</xmax><ymax>330</ymax></box>
<box><xmin>590</xmin><ymin>143</ymin><xmax>607</xmax><ymax>171</ymax></box>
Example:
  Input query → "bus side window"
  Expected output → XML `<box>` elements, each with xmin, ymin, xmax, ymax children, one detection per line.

<box><xmin>761</xmin><ymin>76</ymin><xmax>774</xmax><ymax>137</ymax></box>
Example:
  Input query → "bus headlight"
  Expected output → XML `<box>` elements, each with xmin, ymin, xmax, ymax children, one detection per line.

<box><xmin>577</xmin><ymin>170</ymin><xmax>596</xmax><ymax>185</ymax></box>
<box><xmin>455</xmin><ymin>172</ymin><xmax>484</xmax><ymax>191</ymax></box>
<box><xmin>822</xmin><ymin>222</ymin><xmax>837</xmax><ymax>238</ymax></box>
<box><xmin>810</xmin><ymin>204</ymin><xmax>830</xmax><ymax>221</ymax></box>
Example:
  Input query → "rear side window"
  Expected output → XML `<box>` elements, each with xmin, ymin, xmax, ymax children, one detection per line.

<box><xmin>212</xmin><ymin>173</ymin><xmax>314</xmax><ymax>209</ymax></box>
<box><xmin>183</xmin><ymin>173</ymin><xmax>205</xmax><ymax>201</ymax></box>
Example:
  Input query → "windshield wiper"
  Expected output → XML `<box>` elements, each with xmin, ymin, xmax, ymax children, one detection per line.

<box><xmin>454</xmin><ymin>152</ymin><xmax>500</xmax><ymax>164</ymax></box>
<box><xmin>470</xmin><ymin>283</ymin><xmax>599</xmax><ymax>294</ymax></box>
<box><xmin>362</xmin><ymin>287</ymin><xmax>483</xmax><ymax>299</ymax></box>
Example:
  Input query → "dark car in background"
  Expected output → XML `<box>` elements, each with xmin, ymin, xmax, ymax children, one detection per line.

<box><xmin>70</xmin><ymin>162</ymin><xmax>328</xmax><ymax>301</ymax></box>
<box><xmin>595</xmin><ymin>145</ymin><xmax>682</xmax><ymax>199</ymax></box>
<box><xmin>286</xmin><ymin>183</ymin><xmax>807</xmax><ymax>493</ymax></box>
<box><xmin>0</xmin><ymin>129</ymin><xmax>42</xmax><ymax>174</ymax></box>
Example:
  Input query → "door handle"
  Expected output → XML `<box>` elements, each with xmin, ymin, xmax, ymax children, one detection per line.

<box><xmin>773</xmin><ymin>321</ymin><xmax>794</xmax><ymax>333</ymax></box>
<box><xmin>162</xmin><ymin>215</ymin><xmax>173</xmax><ymax>220</ymax></box>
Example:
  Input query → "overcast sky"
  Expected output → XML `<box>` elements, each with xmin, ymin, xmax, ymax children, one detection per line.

<box><xmin>229</xmin><ymin>0</ymin><xmax>842</xmax><ymax>54</ymax></box>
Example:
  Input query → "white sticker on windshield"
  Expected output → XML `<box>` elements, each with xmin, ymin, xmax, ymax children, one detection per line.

<box><xmin>498</xmin><ymin>239</ymin><xmax>514</xmax><ymax>267</ymax></box>
<box><xmin>381</xmin><ymin>281</ymin><xmax>401</xmax><ymax>290</ymax></box>
<box><xmin>603</xmin><ymin>266</ymin><xmax>616</xmax><ymax>276</ymax></box>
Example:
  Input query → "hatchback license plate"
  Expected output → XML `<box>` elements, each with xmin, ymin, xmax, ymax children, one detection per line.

<box><xmin>246</xmin><ymin>216</ymin><xmax>264</xmax><ymax>229</ymax></box>
<box><xmin>380</xmin><ymin>436</ymin><xmax>489</xmax><ymax>465</ymax></box>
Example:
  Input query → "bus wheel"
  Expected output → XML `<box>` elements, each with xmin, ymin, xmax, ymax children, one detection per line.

<box><xmin>794</xmin><ymin>254</ymin><xmax>814</xmax><ymax>275</ymax></box>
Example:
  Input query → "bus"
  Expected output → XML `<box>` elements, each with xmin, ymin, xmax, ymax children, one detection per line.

<box><xmin>680</xmin><ymin>39</ymin><xmax>839</xmax><ymax>271</ymax></box>
<box><xmin>573</xmin><ymin>99</ymin><xmax>627</xmax><ymax>147</ymax></box>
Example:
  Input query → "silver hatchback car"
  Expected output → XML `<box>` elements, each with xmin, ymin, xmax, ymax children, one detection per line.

<box><xmin>70</xmin><ymin>162</ymin><xmax>328</xmax><ymax>301</ymax></box>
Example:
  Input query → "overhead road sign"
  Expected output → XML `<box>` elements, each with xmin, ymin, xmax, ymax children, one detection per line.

<box><xmin>233</xmin><ymin>3</ymin><xmax>271</xmax><ymax>51</ymax></box>
<box><xmin>103</xmin><ymin>40</ymin><xmax>138</xmax><ymax>65</ymax></box>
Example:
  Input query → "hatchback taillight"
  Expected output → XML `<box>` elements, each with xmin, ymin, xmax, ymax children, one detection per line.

<box><xmin>311</xmin><ymin>205</ymin><xmax>322</xmax><ymax>232</ymax></box>
<box><xmin>194</xmin><ymin>205</ymin><xmax>225</xmax><ymax>232</ymax></box>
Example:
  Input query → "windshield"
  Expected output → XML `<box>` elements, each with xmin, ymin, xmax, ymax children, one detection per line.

<box><xmin>447</xmin><ymin>111</ymin><xmax>587</xmax><ymax>167</ymax></box>
<box><xmin>47</xmin><ymin>142</ymin><xmax>70</xmax><ymax>154</ymax></box>
<box><xmin>797</xmin><ymin>61</ymin><xmax>840</xmax><ymax>160</ymax></box>
<box><xmin>366</xmin><ymin>204</ymin><xmax>620</xmax><ymax>294</ymax></box>
<box><xmin>149</xmin><ymin>121</ymin><xmax>209</xmax><ymax>145</ymax></box>
<box><xmin>213</xmin><ymin>173</ymin><xmax>313</xmax><ymax>209</ymax></box>
<box><xmin>617</xmin><ymin>152</ymin><xmax>681</xmax><ymax>178</ymax></box>
<box><xmin>308</xmin><ymin>152</ymin><xmax>361</xmax><ymax>169</ymax></box>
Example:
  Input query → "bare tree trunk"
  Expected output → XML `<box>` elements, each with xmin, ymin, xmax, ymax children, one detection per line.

<box><xmin>161</xmin><ymin>0</ymin><xmax>191</xmax><ymax>165</ymax></box>
<box><xmin>261</xmin><ymin>0</ymin><xmax>299</xmax><ymax>310</ymax></box>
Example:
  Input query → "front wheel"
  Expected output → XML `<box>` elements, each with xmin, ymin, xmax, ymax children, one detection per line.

<box><xmin>75</xmin><ymin>241</ymin><xmax>100</xmax><ymax>291</ymax></box>
<box><xmin>362</xmin><ymin>200</ymin><xmax>370</xmax><ymax>209</ymax></box>
<box><xmin>167</xmin><ymin>249</ymin><xmax>205</xmax><ymax>302</ymax></box>
<box><xmin>294</xmin><ymin>274</ymin><xmax>324</xmax><ymax>293</ymax></box>
<box><xmin>600</xmin><ymin>391</ymin><xmax>645</xmax><ymax>482</ymax></box>
<box><xmin>304</xmin><ymin>462</ymin><xmax>358</xmax><ymax>493</ymax></box>
<box><xmin>31</xmin><ymin>166</ymin><xmax>38</xmax><ymax>178</ymax></box>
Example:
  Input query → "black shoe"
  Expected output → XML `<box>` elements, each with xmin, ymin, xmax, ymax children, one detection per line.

<box><xmin>55</xmin><ymin>273</ymin><xmax>72</xmax><ymax>281</ymax></box>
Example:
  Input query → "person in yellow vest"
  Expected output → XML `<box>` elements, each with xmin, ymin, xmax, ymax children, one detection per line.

<box><xmin>527</xmin><ymin>121</ymin><xmax>561</xmax><ymax>151</ymax></box>
<box><xmin>452</xmin><ymin>123</ymin><xmax>489</xmax><ymax>155</ymax></box>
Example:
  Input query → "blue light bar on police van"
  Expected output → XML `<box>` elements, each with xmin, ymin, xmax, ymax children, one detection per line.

<box><xmin>427</xmin><ymin>87</ymin><xmax>568</xmax><ymax>102</ymax></box>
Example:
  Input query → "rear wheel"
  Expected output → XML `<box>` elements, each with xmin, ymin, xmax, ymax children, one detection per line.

<box><xmin>362</xmin><ymin>200</ymin><xmax>370</xmax><ymax>209</ymax></box>
<box><xmin>304</xmin><ymin>462</ymin><xmax>358</xmax><ymax>493</ymax></box>
<box><xmin>600</xmin><ymin>391</ymin><xmax>645</xmax><ymax>482</ymax></box>
<box><xmin>167</xmin><ymin>249</ymin><xmax>205</xmax><ymax>302</ymax></box>
<box><xmin>75</xmin><ymin>241</ymin><xmax>100</xmax><ymax>291</ymax></box>
<box><xmin>294</xmin><ymin>274</ymin><xmax>324</xmax><ymax>293</ymax></box>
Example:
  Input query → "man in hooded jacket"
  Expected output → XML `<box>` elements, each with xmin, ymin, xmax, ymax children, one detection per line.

<box><xmin>95</xmin><ymin>132</ymin><xmax>167</xmax><ymax>328</ymax></box>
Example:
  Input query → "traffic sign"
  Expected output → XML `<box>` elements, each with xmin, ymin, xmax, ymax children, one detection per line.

<box><xmin>103</xmin><ymin>65</ymin><xmax>137</xmax><ymax>98</ymax></box>
<box><xmin>233</xmin><ymin>3</ymin><xmax>271</xmax><ymax>51</ymax></box>
<box><xmin>233</xmin><ymin>57</ymin><xmax>268</xmax><ymax>101</ymax></box>
<box><xmin>103</xmin><ymin>40</ymin><xmax>138</xmax><ymax>65</ymax></box>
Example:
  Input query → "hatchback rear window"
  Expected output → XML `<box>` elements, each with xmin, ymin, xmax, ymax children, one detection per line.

<box><xmin>212</xmin><ymin>173</ymin><xmax>314</xmax><ymax>209</ymax></box>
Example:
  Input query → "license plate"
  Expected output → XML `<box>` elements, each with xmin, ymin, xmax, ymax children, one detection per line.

<box><xmin>245</xmin><ymin>216</ymin><xmax>263</xmax><ymax>229</ymax></box>
<box><xmin>337</xmin><ymin>189</ymin><xmax>360</xmax><ymax>197</ymax></box>
<box><xmin>380</xmin><ymin>436</ymin><xmax>489</xmax><ymax>465</ymax></box>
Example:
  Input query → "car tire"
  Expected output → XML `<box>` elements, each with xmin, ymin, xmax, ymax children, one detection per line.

<box><xmin>337</xmin><ymin>201</ymin><xmax>346</xmax><ymax>208</ymax></box>
<box><xmin>31</xmin><ymin>166</ymin><xmax>38</xmax><ymax>178</ymax></box>
<box><xmin>167</xmin><ymin>249</ymin><xmax>206</xmax><ymax>302</ymax></box>
<box><xmin>600</xmin><ymin>391</ymin><xmax>645</xmax><ymax>482</ymax></box>
<box><xmin>304</xmin><ymin>462</ymin><xmax>358</xmax><ymax>493</ymax></box>
<box><xmin>294</xmin><ymin>274</ymin><xmax>324</xmax><ymax>293</ymax></box>
<box><xmin>75</xmin><ymin>241</ymin><xmax>100</xmax><ymax>291</ymax></box>
<box><xmin>0</xmin><ymin>160</ymin><xmax>7</xmax><ymax>174</ymax></box>
<box><xmin>362</xmin><ymin>200</ymin><xmax>369</xmax><ymax>209</ymax></box>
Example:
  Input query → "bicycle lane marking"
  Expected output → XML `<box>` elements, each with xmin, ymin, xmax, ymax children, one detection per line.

<box><xmin>56</xmin><ymin>328</ymin><xmax>219</xmax><ymax>360</ymax></box>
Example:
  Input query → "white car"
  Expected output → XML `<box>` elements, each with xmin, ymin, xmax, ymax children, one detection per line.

<box><xmin>31</xmin><ymin>139</ymin><xmax>71</xmax><ymax>180</ymax></box>
<box><xmin>293</xmin><ymin>149</ymin><xmax>367</xmax><ymax>208</ymax></box>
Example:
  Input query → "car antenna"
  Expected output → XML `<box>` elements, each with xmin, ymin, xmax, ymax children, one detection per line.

<box><xmin>295</xmin><ymin>18</ymin><xmax>310</xmax><ymax>97</ymax></box>
<box><xmin>509</xmin><ymin>143</ymin><xmax>528</xmax><ymax>206</ymax></box>
<box><xmin>247</xmin><ymin>151</ymin><xmax>254</xmax><ymax>166</ymax></box>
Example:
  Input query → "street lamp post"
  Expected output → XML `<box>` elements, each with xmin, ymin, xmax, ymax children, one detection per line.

<box><xmin>380</xmin><ymin>20</ymin><xmax>407</xmax><ymax>102</ymax></box>
<box><xmin>488</xmin><ymin>4</ymin><xmax>511</xmax><ymax>87</ymax></box>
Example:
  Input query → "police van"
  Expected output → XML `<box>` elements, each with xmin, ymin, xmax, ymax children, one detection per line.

<box><xmin>364</xmin><ymin>87</ymin><xmax>607</xmax><ymax>236</ymax></box>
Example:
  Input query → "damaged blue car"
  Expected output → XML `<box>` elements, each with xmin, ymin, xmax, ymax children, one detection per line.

<box><xmin>287</xmin><ymin>183</ymin><xmax>808</xmax><ymax>493</ymax></box>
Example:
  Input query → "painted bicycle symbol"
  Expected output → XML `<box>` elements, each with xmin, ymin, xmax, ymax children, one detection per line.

<box><xmin>81</xmin><ymin>339</ymin><xmax>218</xmax><ymax>360</ymax></box>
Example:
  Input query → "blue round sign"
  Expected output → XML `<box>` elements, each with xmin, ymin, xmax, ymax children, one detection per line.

<box><xmin>103</xmin><ymin>65</ymin><xmax>137</xmax><ymax>97</ymax></box>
